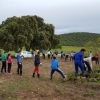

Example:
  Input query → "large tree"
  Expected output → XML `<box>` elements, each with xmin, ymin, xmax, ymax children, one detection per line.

<box><xmin>0</xmin><ymin>15</ymin><xmax>60</xmax><ymax>52</ymax></box>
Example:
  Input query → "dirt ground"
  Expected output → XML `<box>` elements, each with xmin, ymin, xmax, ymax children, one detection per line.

<box><xmin>0</xmin><ymin>57</ymin><xmax>100</xmax><ymax>100</ymax></box>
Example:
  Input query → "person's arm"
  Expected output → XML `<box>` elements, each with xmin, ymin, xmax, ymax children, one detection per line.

<box><xmin>57</xmin><ymin>60</ymin><xmax>59</xmax><ymax>68</ymax></box>
<box><xmin>80</xmin><ymin>53</ymin><xmax>84</xmax><ymax>63</ymax></box>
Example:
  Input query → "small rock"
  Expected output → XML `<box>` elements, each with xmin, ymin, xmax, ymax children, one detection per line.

<box><xmin>89</xmin><ymin>78</ymin><xmax>97</xmax><ymax>82</ymax></box>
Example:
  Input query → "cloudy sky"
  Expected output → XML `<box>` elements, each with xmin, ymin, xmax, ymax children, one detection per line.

<box><xmin>0</xmin><ymin>0</ymin><xmax>100</xmax><ymax>34</ymax></box>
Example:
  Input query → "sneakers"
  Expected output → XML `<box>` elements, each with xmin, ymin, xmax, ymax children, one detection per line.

<box><xmin>63</xmin><ymin>76</ymin><xmax>69</xmax><ymax>81</ymax></box>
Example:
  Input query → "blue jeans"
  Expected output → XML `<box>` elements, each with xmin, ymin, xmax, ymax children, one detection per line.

<box><xmin>74</xmin><ymin>61</ymin><xmax>85</xmax><ymax>73</ymax></box>
<box><xmin>50</xmin><ymin>68</ymin><xmax>65</xmax><ymax>80</ymax></box>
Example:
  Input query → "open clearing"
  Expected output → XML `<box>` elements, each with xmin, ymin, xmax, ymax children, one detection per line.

<box><xmin>0</xmin><ymin>57</ymin><xmax>100</xmax><ymax>100</ymax></box>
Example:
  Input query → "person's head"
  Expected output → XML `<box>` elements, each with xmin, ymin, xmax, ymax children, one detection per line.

<box><xmin>7</xmin><ymin>53</ymin><xmax>10</xmax><ymax>59</ymax></box>
<box><xmin>18</xmin><ymin>50</ymin><xmax>21</xmax><ymax>55</ymax></box>
<box><xmin>53</xmin><ymin>54</ymin><xmax>56</xmax><ymax>59</ymax></box>
<box><xmin>8</xmin><ymin>53</ymin><xmax>10</xmax><ymax>56</ymax></box>
<box><xmin>91</xmin><ymin>57</ymin><xmax>96</xmax><ymax>61</ymax></box>
<box><xmin>4</xmin><ymin>51</ymin><xmax>7</xmax><ymax>54</ymax></box>
<box><xmin>80</xmin><ymin>48</ymin><xmax>86</xmax><ymax>54</ymax></box>
<box><xmin>37</xmin><ymin>51</ymin><xmax>40</xmax><ymax>56</ymax></box>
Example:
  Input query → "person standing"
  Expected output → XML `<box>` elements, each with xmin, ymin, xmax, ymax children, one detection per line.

<box><xmin>17</xmin><ymin>50</ymin><xmax>23</xmax><ymax>76</ymax></box>
<box><xmin>7</xmin><ymin>53</ymin><xmax>13</xmax><ymax>74</ymax></box>
<box><xmin>31</xmin><ymin>50</ymin><xmax>35</xmax><ymax>59</ymax></box>
<box><xmin>89</xmin><ymin>51</ymin><xmax>93</xmax><ymax>57</ymax></box>
<box><xmin>84</xmin><ymin>57</ymin><xmax>93</xmax><ymax>72</ymax></box>
<box><xmin>54</xmin><ymin>50</ymin><xmax>58</xmax><ymax>59</ymax></box>
<box><xmin>73</xmin><ymin>49</ymin><xmax>86</xmax><ymax>76</ymax></box>
<box><xmin>65</xmin><ymin>53</ymin><xmax>69</xmax><ymax>61</ymax></box>
<box><xmin>47</xmin><ymin>51</ymin><xmax>51</xmax><ymax>59</ymax></box>
<box><xmin>50</xmin><ymin>54</ymin><xmax>66</xmax><ymax>80</ymax></box>
<box><xmin>1</xmin><ymin>52</ymin><xmax>7</xmax><ymax>73</ymax></box>
<box><xmin>70</xmin><ymin>51</ymin><xmax>74</xmax><ymax>61</ymax></box>
<box><xmin>42</xmin><ymin>49</ymin><xmax>45</xmax><ymax>59</ymax></box>
<box><xmin>95</xmin><ymin>52</ymin><xmax>99</xmax><ymax>64</ymax></box>
<box><xmin>32</xmin><ymin>51</ymin><xmax>41</xmax><ymax>78</ymax></box>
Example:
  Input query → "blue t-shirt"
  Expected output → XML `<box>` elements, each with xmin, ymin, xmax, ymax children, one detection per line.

<box><xmin>51</xmin><ymin>59</ymin><xmax>58</xmax><ymax>70</ymax></box>
<box><xmin>17</xmin><ymin>54</ymin><xmax>22</xmax><ymax>63</ymax></box>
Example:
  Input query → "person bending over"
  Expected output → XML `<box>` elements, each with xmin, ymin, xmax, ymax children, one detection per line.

<box><xmin>73</xmin><ymin>48</ymin><xmax>86</xmax><ymax>76</ymax></box>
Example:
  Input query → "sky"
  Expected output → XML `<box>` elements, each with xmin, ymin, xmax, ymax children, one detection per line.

<box><xmin>0</xmin><ymin>0</ymin><xmax>100</xmax><ymax>34</ymax></box>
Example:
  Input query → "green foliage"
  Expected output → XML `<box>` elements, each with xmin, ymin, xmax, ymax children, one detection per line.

<box><xmin>55</xmin><ymin>43</ymin><xmax>62</xmax><ymax>49</ymax></box>
<box><xmin>0</xmin><ymin>15</ymin><xmax>60</xmax><ymax>52</ymax></box>
<box><xmin>84</xmin><ymin>37</ymin><xmax>100</xmax><ymax>55</ymax></box>
<box><xmin>59</xmin><ymin>32</ymin><xmax>100</xmax><ymax>47</ymax></box>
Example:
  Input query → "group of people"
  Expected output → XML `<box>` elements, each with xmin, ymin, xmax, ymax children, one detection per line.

<box><xmin>0</xmin><ymin>48</ymin><xmax>99</xmax><ymax>81</ymax></box>
<box><xmin>0</xmin><ymin>51</ymin><xmax>12</xmax><ymax>74</ymax></box>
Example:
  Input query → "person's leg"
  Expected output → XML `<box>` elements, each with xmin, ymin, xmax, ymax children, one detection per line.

<box><xmin>9</xmin><ymin>63</ymin><xmax>12</xmax><ymax>73</ymax></box>
<box><xmin>97</xmin><ymin>58</ymin><xmax>99</xmax><ymax>64</ymax></box>
<box><xmin>49</xmin><ymin>55</ymin><xmax>50</xmax><ymax>59</ymax></box>
<box><xmin>95</xmin><ymin>58</ymin><xmax>97</xmax><ymax>64</ymax></box>
<box><xmin>8</xmin><ymin>63</ymin><xmax>10</xmax><ymax>73</ymax></box>
<box><xmin>70</xmin><ymin>56</ymin><xmax>71</xmax><ymax>61</ymax></box>
<box><xmin>56</xmin><ymin>68</ymin><xmax>66</xmax><ymax>78</ymax></box>
<box><xmin>50</xmin><ymin>70</ymin><xmax>55</xmax><ymax>80</ymax></box>
<box><xmin>4</xmin><ymin>62</ymin><xmax>6</xmax><ymax>73</ymax></box>
<box><xmin>17</xmin><ymin>63</ymin><xmax>19</xmax><ymax>74</ymax></box>
<box><xmin>44</xmin><ymin>54</ymin><xmax>45</xmax><ymax>59</ymax></box>
<box><xmin>83</xmin><ymin>63</ymin><xmax>86</xmax><ymax>71</ymax></box>
<box><xmin>84</xmin><ymin>61</ymin><xmax>92</xmax><ymax>72</ymax></box>
<box><xmin>32</xmin><ymin>67</ymin><xmax>36</xmax><ymax>77</ymax></box>
<box><xmin>1</xmin><ymin>61</ymin><xmax>4</xmax><ymax>73</ymax></box>
<box><xmin>36</xmin><ymin>67</ymin><xmax>40</xmax><ymax>78</ymax></box>
<box><xmin>33</xmin><ymin>66</ymin><xmax>39</xmax><ymax>77</ymax></box>
<box><xmin>20</xmin><ymin>63</ymin><xmax>22</xmax><ymax>76</ymax></box>
<box><xmin>65</xmin><ymin>56</ymin><xmax>66</xmax><ymax>61</ymax></box>
<box><xmin>72</xmin><ymin>57</ymin><xmax>74</xmax><ymax>61</ymax></box>
<box><xmin>78</xmin><ymin>62</ymin><xmax>85</xmax><ymax>74</ymax></box>
<box><xmin>74</xmin><ymin>63</ymin><xmax>78</xmax><ymax>73</ymax></box>
<box><xmin>48</xmin><ymin>55</ymin><xmax>49</xmax><ymax>59</ymax></box>
<box><xmin>43</xmin><ymin>54</ymin><xmax>45</xmax><ymax>59</ymax></box>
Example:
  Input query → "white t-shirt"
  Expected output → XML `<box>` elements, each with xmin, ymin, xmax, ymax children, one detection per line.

<box><xmin>84</xmin><ymin>57</ymin><xmax>93</xmax><ymax>70</ymax></box>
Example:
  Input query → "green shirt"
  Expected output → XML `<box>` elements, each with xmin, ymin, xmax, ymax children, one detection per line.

<box><xmin>1</xmin><ymin>54</ymin><xmax>7</xmax><ymax>61</ymax></box>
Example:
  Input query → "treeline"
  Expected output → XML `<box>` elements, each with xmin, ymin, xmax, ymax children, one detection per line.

<box><xmin>59</xmin><ymin>32</ymin><xmax>100</xmax><ymax>46</ymax></box>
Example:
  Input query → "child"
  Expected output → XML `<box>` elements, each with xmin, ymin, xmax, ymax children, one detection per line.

<box><xmin>7</xmin><ymin>53</ymin><xmax>12</xmax><ymax>74</ymax></box>
<box><xmin>50</xmin><ymin>54</ymin><xmax>66</xmax><ymax>80</ymax></box>
<box><xmin>1</xmin><ymin>52</ymin><xmax>7</xmax><ymax>73</ymax></box>
<box><xmin>32</xmin><ymin>51</ymin><xmax>41</xmax><ymax>78</ymax></box>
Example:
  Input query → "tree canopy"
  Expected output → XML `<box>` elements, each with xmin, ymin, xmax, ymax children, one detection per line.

<box><xmin>0</xmin><ymin>15</ymin><xmax>60</xmax><ymax>52</ymax></box>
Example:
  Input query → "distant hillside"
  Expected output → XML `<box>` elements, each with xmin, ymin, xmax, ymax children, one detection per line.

<box><xmin>59</xmin><ymin>32</ymin><xmax>100</xmax><ymax>46</ymax></box>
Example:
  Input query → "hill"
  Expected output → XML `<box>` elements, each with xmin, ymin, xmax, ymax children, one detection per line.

<box><xmin>59</xmin><ymin>32</ymin><xmax>100</xmax><ymax>46</ymax></box>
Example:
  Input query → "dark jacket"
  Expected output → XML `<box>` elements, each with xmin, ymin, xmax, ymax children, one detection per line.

<box><xmin>34</xmin><ymin>55</ymin><xmax>40</xmax><ymax>66</ymax></box>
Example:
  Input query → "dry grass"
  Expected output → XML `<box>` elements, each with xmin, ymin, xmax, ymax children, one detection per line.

<box><xmin>0</xmin><ymin>57</ymin><xmax>100</xmax><ymax>100</ymax></box>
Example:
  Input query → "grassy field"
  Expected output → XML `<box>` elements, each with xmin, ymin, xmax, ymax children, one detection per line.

<box><xmin>52</xmin><ymin>46</ymin><xmax>84</xmax><ymax>53</ymax></box>
<box><xmin>6</xmin><ymin>46</ymin><xmax>84</xmax><ymax>56</ymax></box>
<box><xmin>0</xmin><ymin>58</ymin><xmax>100</xmax><ymax>100</ymax></box>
